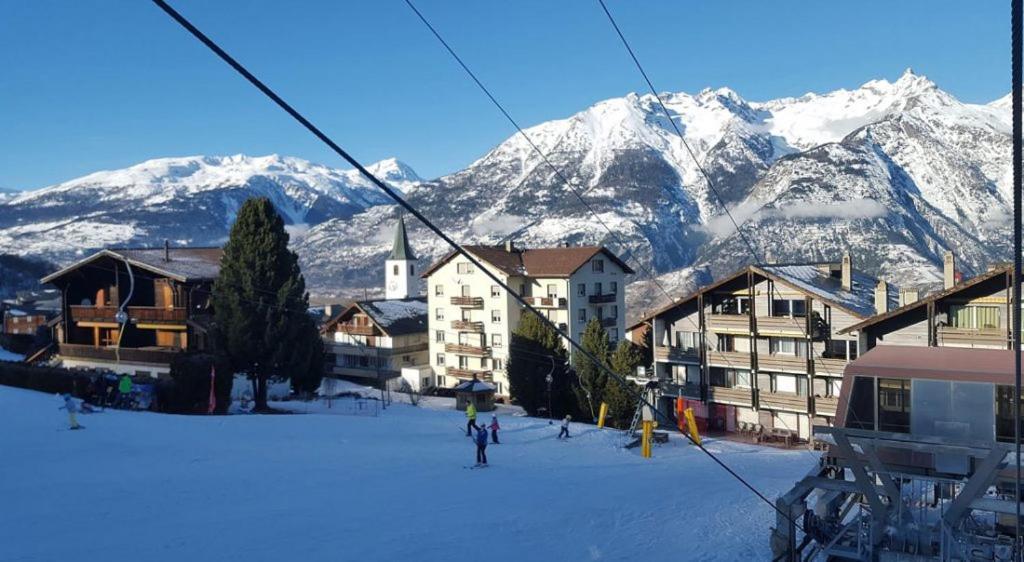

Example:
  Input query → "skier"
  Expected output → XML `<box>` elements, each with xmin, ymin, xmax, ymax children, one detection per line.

<box><xmin>557</xmin><ymin>414</ymin><xmax>571</xmax><ymax>439</ymax></box>
<box><xmin>117</xmin><ymin>374</ymin><xmax>133</xmax><ymax>409</ymax></box>
<box><xmin>488</xmin><ymin>414</ymin><xmax>500</xmax><ymax>444</ymax></box>
<box><xmin>59</xmin><ymin>394</ymin><xmax>82</xmax><ymax>430</ymax></box>
<box><xmin>465</xmin><ymin>401</ymin><xmax>478</xmax><ymax>436</ymax></box>
<box><xmin>474</xmin><ymin>422</ymin><xmax>489</xmax><ymax>466</ymax></box>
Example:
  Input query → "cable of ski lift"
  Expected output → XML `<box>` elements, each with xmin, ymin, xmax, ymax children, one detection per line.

<box><xmin>113</xmin><ymin>258</ymin><xmax>135</xmax><ymax>367</ymax></box>
<box><xmin>147</xmin><ymin>0</ymin><xmax>805</xmax><ymax>531</ymax></box>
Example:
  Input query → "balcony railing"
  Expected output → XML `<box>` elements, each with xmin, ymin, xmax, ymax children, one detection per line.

<box><xmin>755</xmin><ymin>316</ymin><xmax>807</xmax><ymax>336</ymax></box>
<box><xmin>445</xmin><ymin>343</ymin><xmax>490</xmax><ymax>357</ymax></box>
<box><xmin>758</xmin><ymin>390</ymin><xmax>809</xmax><ymax>413</ymax></box>
<box><xmin>588</xmin><ymin>293</ymin><xmax>616</xmax><ymax>304</ymax></box>
<box><xmin>450</xmin><ymin>296</ymin><xmax>484</xmax><ymax>308</ymax></box>
<box><xmin>660</xmin><ymin>380</ymin><xmax>701</xmax><ymax>399</ymax></box>
<box><xmin>599</xmin><ymin>316</ymin><xmax>617</xmax><ymax>328</ymax></box>
<box><xmin>757</xmin><ymin>354</ymin><xmax>808</xmax><ymax>374</ymax></box>
<box><xmin>814</xmin><ymin>356</ymin><xmax>849</xmax><ymax>377</ymax></box>
<box><xmin>336</xmin><ymin>324</ymin><xmax>377</xmax><ymax>336</ymax></box>
<box><xmin>451</xmin><ymin>320</ymin><xmax>484</xmax><ymax>332</ymax></box>
<box><xmin>814</xmin><ymin>396</ymin><xmax>839</xmax><ymax>417</ymax></box>
<box><xmin>654</xmin><ymin>345</ymin><xmax>699</xmax><ymax>363</ymax></box>
<box><xmin>706</xmin><ymin>349</ymin><xmax>751</xmax><ymax>369</ymax></box>
<box><xmin>69</xmin><ymin>305</ymin><xmax>187</xmax><ymax>324</ymax></box>
<box><xmin>708</xmin><ymin>385</ymin><xmax>753</xmax><ymax>407</ymax></box>
<box><xmin>326</xmin><ymin>364</ymin><xmax>400</xmax><ymax>379</ymax></box>
<box><xmin>706</xmin><ymin>314</ymin><xmax>749</xmax><ymax>334</ymax></box>
<box><xmin>522</xmin><ymin>296</ymin><xmax>567</xmax><ymax>308</ymax></box>
<box><xmin>446</xmin><ymin>367</ymin><xmax>493</xmax><ymax>381</ymax></box>
<box><xmin>937</xmin><ymin>326</ymin><xmax>1009</xmax><ymax>348</ymax></box>
<box><xmin>59</xmin><ymin>343</ymin><xmax>184</xmax><ymax>364</ymax></box>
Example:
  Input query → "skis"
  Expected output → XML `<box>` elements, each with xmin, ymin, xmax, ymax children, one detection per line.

<box><xmin>463</xmin><ymin>463</ymin><xmax>490</xmax><ymax>469</ymax></box>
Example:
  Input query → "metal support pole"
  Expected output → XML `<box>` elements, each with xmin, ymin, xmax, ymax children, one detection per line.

<box><xmin>1013</xmin><ymin>0</ymin><xmax>1022</xmax><ymax>556</ymax></box>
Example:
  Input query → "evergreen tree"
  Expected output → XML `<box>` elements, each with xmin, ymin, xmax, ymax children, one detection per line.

<box><xmin>572</xmin><ymin>318</ymin><xmax>611</xmax><ymax>421</ymax></box>
<box><xmin>507</xmin><ymin>311</ymin><xmax>577</xmax><ymax>419</ymax></box>
<box><xmin>211</xmin><ymin>197</ymin><xmax>319</xmax><ymax>410</ymax></box>
<box><xmin>604</xmin><ymin>340</ymin><xmax>643</xmax><ymax>428</ymax></box>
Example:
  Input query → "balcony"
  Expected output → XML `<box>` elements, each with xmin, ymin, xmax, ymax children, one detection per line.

<box><xmin>450</xmin><ymin>296</ymin><xmax>484</xmax><ymax>308</ymax></box>
<box><xmin>522</xmin><ymin>296</ymin><xmax>566</xmax><ymax>308</ymax></box>
<box><xmin>706</xmin><ymin>314</ymin><xmax>749</xmax><ymax>334</ymax></box>
<box><xmin>59</xmin><ymin>343</ymin><xmax>184</xmax><ymax>364</ymax></box>
<box><xmin>588</xmin><ymin>293</ymin><xmax>616</xmax><ymax>304</ymax></box>
<box><xmin>451</xmin><ymin>320</ymin><xmax>484</xmax><ymax>332</ymax></box>
<box><xmin>69</xmin><ymin>305</ymin><xmax>187</xmax><ymax>325</ymax></box>
<box><xmin>814</xmin><ymin>396</ymin><xmax>839</xmax><ymax>417</ymax></box>
<box><xmin>708</xmin><ymin>385</ymin><xmax>753</xmax><ymax>407</ymax></box>
<box><xmin>814</xmin><ymin>356</ymin><xmax>849</xmax><ymax>377</ymax></box>
<box><xmin>660</xmin><ymin>380</ymin><xmax>701</xmax><ymax>399</ymax></box>
<box><xmin>328</xmin><ymin>341</ymin><xmax>427</xmax><ymax>356</ymax></box>
<box><xmin>599</xmin><ymin>316</ymin><xmax>618</xmax><ymax>328</ymax></box>
<box><xmin>446</xmin><ymin>367</ymin><xmax>493</xmax><ymax>381</ymax></box>
<box><xmin>758</xmin><ymin>354</ymin><xmax>808</xmax><ymax>374</ymax></box>
<box><xmin>326</xmin><ymin>364</ymin><xmax>400</xmax><ymax>380</ymax></box>
<box><xmin>755</xmin><ymin>316</ymin><xmax>807</xmax><ymax>337</ymax></box>
<box><xmin>336</xmin><ymin>324</ymin><xmax>377</xmax><ymax>336</ymax></box>
<box><xmin>654</xmin><ymin>345</ymin><xmax>699</xmax><ymax>363</ymax></box>
<box><xmin>445</xmin><ymin>343</ymin><xmax>490</xmax><ymax>357</ymax></box>
<box><xmin>706</xmin><ymin>349</ymin><xmax>751</xmax><ymax>369</ymax></box>
<box><xmin>758</xmin><ymin>390</ymin><xmax>809</xmax><ymax>413</ymax></box>
<box><xmin>937</xmin><ymin>326</ymin><xmax>1008</xmax><ymax>348</ymax></box>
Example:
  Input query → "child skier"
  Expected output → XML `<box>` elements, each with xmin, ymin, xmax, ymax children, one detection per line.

<box><xmin>118</xmin><ymin>374</ymin><xmax>133</xmax><ymax>409</ymax></box>
<box><xmin>59</xmin><ymin>394</ymin><xmax>82</xmax><ymax>430</ymax></box>
<box><xmin>488</xmin><ymin>414</ymin><xmax>500</xmax><ymax>444</ymax></box>
<box><xmin>557</xmin><ymin>415</ymin><xmax>571</xmax><ymax>439</ymax></box>
<box><xmin>474</xmin><ymin>423</ymin><xmax>489</xmax><ymax>466</ymax></box>
<box><xmin>465</xmin><ymin>401</ymin><xmax>478</xmax><ymax>436</ymax></box>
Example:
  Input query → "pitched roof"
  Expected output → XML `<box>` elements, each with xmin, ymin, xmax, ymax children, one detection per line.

<box><xmin>322</xmin><ymin>297</ymin><xmax>428</xmax><ymax>337</ymax></box>
<box><xmin>41</xmin><ymin>247</ymin><xmax>223</xmax><ymax>284</ymax></box>
<box><xmin>421</xmin><ymin>245</ymin><xmax>634</xmax><ymax>278</ymax></box>
<box><xmin>845</xmin><ymin>345</ymin><xmax>1022</xmax><ymax>386</ymax></box>
<box><xmin>388</xmin><ymin>215</ymin><xmax>417</xmax><ymax>261</ymax></box>
<box><xmin>839</xmin><ymin>265</ymin><xmax>1012</xmax><ymax>334</ymax></box>
<box><xmin>453</xmin><ymin>379</ymin><xmax>496</xmax><ymax>393</ymax></box>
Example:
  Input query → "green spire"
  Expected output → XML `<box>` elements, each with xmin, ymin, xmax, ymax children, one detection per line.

<box><xmin>388</xmin><ymin>214</ymin><xmax>417</xmax><ymax>261</ymax></box>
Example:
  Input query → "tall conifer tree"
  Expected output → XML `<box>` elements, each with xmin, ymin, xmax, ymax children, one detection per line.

<box><xmin>573</xmin><ymin>318</ymin><xmax>611</xmax><ymax>420</ymax></box>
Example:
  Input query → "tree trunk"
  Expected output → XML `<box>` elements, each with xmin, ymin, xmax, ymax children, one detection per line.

<box><xmin>254</xmin><ymin>373</ymin><xmax>269</xmax><ymax>411</ymax></box>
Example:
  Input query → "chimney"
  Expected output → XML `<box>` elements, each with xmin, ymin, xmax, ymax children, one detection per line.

<box><xmin>874</xmin><ymin>280</ymin><xmax>889</xmax><ymax>314</ymax></box>
<box><xmin>841</xmin><ymin>253</ymin><xmax>852</xmax><ymax>291</ymax></box>
<box><xmin>943</xmin><ymin>251</ymin><xmax>956</xmax><ymax>289</ymax></box>
<box><xmin>164</xmin><ymin>239</ymin><xmax>170</xmax><ymax>262</ymax></box>
<box><xmin>504</xmin><ymin>239</ymin><xmax>514</xmax><ymax>253</ymax></box>
<box><xmin>899</xmin><ymin>287</ymin><xmax>919</xmax><ymax>307</ymax></box>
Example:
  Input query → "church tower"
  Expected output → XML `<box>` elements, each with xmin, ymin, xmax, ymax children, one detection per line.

<box><xmin>385</xmin><ymin>215</ymin><xmax>418</xmax><ymax>299</ymax></box>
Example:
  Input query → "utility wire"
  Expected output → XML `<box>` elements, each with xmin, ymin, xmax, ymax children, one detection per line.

<box><xmin>148</xmin><ymin>0</ymin><xmax>802</xmax><ymax>531</ymax></box>
<box><xmin>596</xmin><ymin>0</ymin><xmax>763</xmax><ymax>265</ymax></box>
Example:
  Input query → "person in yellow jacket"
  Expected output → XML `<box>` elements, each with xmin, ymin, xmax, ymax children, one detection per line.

<box><xmin>465</xmin><ymin>401</ymin><xmax>478</xmax><ymax>436</ymax></box>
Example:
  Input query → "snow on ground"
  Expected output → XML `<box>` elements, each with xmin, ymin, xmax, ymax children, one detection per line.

<box><xmin>0</xmin><ymin>347</ymin><xmax>24</xmax><ymax>362</ymax></box>
<box><xmin>0</xmin><ymin>385</ymin><xmax>814</xmax><ymax>562</ymax></box>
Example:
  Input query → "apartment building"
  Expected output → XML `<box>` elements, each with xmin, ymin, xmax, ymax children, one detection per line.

<box><xmin>422</xmin><ymin>242</ymin><xmax>633</xmax><ymax>397</ymax></box>
<box><xmin>320</xmin><ymin>215</ymin><xmax>428</xmax><ymax>386</ymax></box>
<box><xmin>628</xmin><ymin>255</ymin><xmax>897</xmax><ymax>440</ymax></box>
<box><xmin>842</xmin><ymin>253</ymin><xmax>1015</xmax><ymax>351</ymax></box>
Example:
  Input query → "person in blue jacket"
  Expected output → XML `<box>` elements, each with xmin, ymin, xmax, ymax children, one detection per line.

<box><xmin>474</xmin><ymin>423</ymin><xmax>489</xmax><ymax>466</ymax></box>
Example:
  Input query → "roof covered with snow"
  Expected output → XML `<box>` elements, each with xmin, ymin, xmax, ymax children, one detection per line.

<box><xmin>757</xmin><ymin>264</ymin><xmax>897</xmax><ymax>318</ymax></box>
<box><xmin>453</xmin><ymin>379</ymin><xmax>495</xmax><ymax>393</ymax></box>
<box><xmin>42</xmin><ymin>246</ymin><xmax>223</xmax><ymax>284</ymax></box>
<box><xmin>357</xmin><ymin>297</ymin><xmax>428</xmax><ymax>336</ymax></box>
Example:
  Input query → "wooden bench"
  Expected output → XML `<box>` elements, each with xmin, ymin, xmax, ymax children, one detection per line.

<box><xmin>767</xmin><ymin>427</ymin><xmax>794</xmax><ymax>447</ymax></box>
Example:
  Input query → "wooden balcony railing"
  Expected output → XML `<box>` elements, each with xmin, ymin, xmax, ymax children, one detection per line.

<box><xmin>654</xmin><ymin>345</ymin><xmax>699</xmax><ymax>363</ymax></box>
<box><xmin>814</xmin><ymin>396</ymin><xmax>839</xmax><ymax>417</ymax></box>
<box><xmin>522</xmin><ymin>296</ymin><xmax>567</xmax><ymax>308</ymax></box>
<box><xmin>814</xmin><ymin>357</ymin><xmax>849</xmax><ymax>377</ymax></box>
<box><xmin>69</xmin><ymin>305</ymin><xmax>187</xmax><ymax>324</ymax></box>
<box><xmin>69</xmin><ymin>305</ymin><xmax>119</xmax><ymax>322</ymax></box>
<box><xmin>706</xmin><ymin>350</ymin><xmax>751</xmax><ymax>369</ymax></box>
<box><xmin>445</xmin><ymin>343</ymin><xmax>490</xmax><ymax>357</ymax></box>
<box><xmin>450</xmin><ymin>296</ymin><xmax>484</xmax><ymax>308</ymax></box>
<box><xmin>446</xmin><ymin>367</ymin><xmax>493</xmax><ymax>381</ymax></box>
<box><xmin>59</xmin><ymin>343</ymin><xmax>183</xmax><ymax>364</ymax></box>
<box><xmin>660</xmin><ymin>381</ymin><xmax>701</xmax><ymax>399</ymax></box>
<box><xmin>758</xmin><ymin>390</ymin><xmax>809</xmax><ymax>413</ymax></box>
<box><xmin>937</xmin><ymin>326</ymin><xmax>1009</xmax><ymax>348</ymax></box>
<box><xmin>755</xmin><ymin>316</ymin><xmax>807</xmax><ymax>336</ymax></box>
<box><xmin>451</xmin><ymin>320</ymin><xmax>484</xmax><ymax>332</ymax></box>
<box><xmin>336</xmin><ymin>324</ymin><xmax>377</xmax><ymax>336</ymax></box>
<box><xmin>758</xmin><ymin>354</ymin><xmax>808</xmax><ymax>374</ymax></box>
<box><xmin>588</xmin><ymin>293</ymin><xmax>616</xmax><ymax>304</ymax></box>
<box><xmin>706</xmin><ymin>314</ymin><xmax>749</xmax><ymax>334</ymax></box>
<box><xmin>708</xmin><ymin>385</ymin><xmax>753</xmax><ymax>407</ymax></box>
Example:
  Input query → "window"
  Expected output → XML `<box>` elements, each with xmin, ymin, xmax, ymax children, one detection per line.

<box><xmin>770</xmin><ymin>337</ymin><xmax>796</xmax><ymax>356</ymax></box>
<box><xmin>457</xmin><ymin>262</ymin><xmax>474</xmax><ymax>274</ymax></box>
<box><xmin>996</xmin><ymin>385</ymin><xmax>1024</xmax><ymax>443</ymax></box>
<box><xmin>846</xmin><ymin>376</ymin><xmax>875</xmax><ymax>430</ymax></box>
<box><xmin>877</xmin><ymin>378</ymin><xmax>910</xmax><ymax>433</ymax></box>
<box><xmin>950</xmin><ymin>305</ymin><xmax>1002</xmax><ymax>329</ymax></box>
<box><xmin>435</xmin><ymin>285</ymin><xmax>444</xmax><ymax>296</ymax></box>
<box><xmin>773</xmin><ymin>299</ymin><xmax>790</xmax><ymax>317</ymax></box>
<box><xmin>436</xmin><ymin>353</ymin><xmax>445</xmax><ymax>366</ymax></box>
<box><xmin>519</xmin><ymin>284</ymin><xmax>527</xmax><ymax>296</ymax></box>
<box><xmin>458</xmin><ymin>356</ymin><xmax>470</xmax><ymax>368</ymax></box>
<box><xmin>674</xmin><ymin>331</ymin><xmax>697</xmax><ymax>350</ymax></box>
<box><xmin>716</xmin><ymin>334</ymin><xmax>735</xmax><ymax>352</ymax></box>
<box><xmin>610</xmin><ymin>305</ymin><xmax>619</xmax><ymax>319</ymax></box>
<box><xmin>493</xmin><ymin>358</ymin><xmax>504</xmax><ymax>370</ymax></box>
<box><xmin>435</xmin><ymin>308</ymin><xmax>445</xmax><ymax>321</ymax></box>
<box><xmin>438</xmin><ymin>376</ymin><xmax>446</xmax><ymax>386</ymax></box>
<box><xmin>422</xmin><ymin>377</ymin><xmax>431</xmax><ymax>388</ymax></box>
<box><xmin>577</xmin><ymin>283</ymin><xmax>586</xmax><ymax>296</ymax></box>
<box><xmin>547</xmin><ymin>284</ymin><xmax>557</xmax><ymax>298</ymax></box>
<box><xmin>596</xmin><ymin>306</ymin><xmax>604</xmax><ymax>319</ymax></box>
<box><xmin>393</xmin><ymin>265</ymin><xmax>399</xmax><ymax>275</ymax></box>
<box><xmin>435</xmin><ymin>331</ymin><xmax>445</xmax><ymax>343</ymax></box>
<box><xmin>492</xmin><ymin>334</ymin><xmax>503</xmax><ymax>347</ymax></box>
<box><xmin>608</xmin><ymin>328</ymin><xmax>618</xmax><ymax>342</ymax></box>
<box><xmin>710</xmin><ymin>368</ymin><xmax>749</xmax><ymax>389</ymax></box>
<box><xmin>491</xmin><ymin>285</ymin><xmax>501</xmax><ymax>298</ymax></box>
<box><xmin>594</xmin><ymin>282</ymin><xmax>602</xmax><ymax>295</ymax></box>
<box><xmin>610</xmin><ymin>281</ymin><xmax>618</xmax><ymax>294</ymax></box>
<box><xmin>491</xmin><ymin>310</ymin><xmax>501</xmax><ymax>323</ymax></box>
<box><xmin>578</xmin><ymin>309</ymin><xmax>587</xmax><ymax>323</ymax></box>
<box><xmin>462</xmin><ymin>285</ymin><xmax>471</xmax><ymax>297</ymax></box>
<box><xmin>409</xmin><ymin>265</ymin><xmax>414</xmax><ymax>276</ymax></box>
<box><xmin>461</xmin><ymin>309</ymin><xmax>472</xmax><ymax>321</ymax></box>
<box><xmin>791</xmin><ymin>300</ymin><xmax>807</xmax><ymax>318</ymax></box>
<box><xmin>592</xmin><ymin>259</ymin><xmax>604</xmax><ymax>272</ymax></box>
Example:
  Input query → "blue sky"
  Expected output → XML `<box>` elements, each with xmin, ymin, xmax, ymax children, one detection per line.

<box><xmin>0</xmin><ymin>0</ymin><xmax>1009</xmax><ymax>190</ymax></box>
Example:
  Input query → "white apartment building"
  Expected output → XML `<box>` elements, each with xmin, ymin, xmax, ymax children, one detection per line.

<box><xmin>422</xmin><ymin>242</ymin><xmax>633</xmax><ymax>397</ymax></box>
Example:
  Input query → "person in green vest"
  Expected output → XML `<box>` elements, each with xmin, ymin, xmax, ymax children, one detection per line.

<box><xmin>465</xmin><ymin>401</ymin><xmax>478</xmax><ymax>436</ymax></box>
<box><xmin>118</xmin><ymin>374</ymin><xmax>133</xmax><ymax>409</ymax></box>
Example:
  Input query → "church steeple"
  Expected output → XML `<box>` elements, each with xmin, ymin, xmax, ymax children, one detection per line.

<box><xmin>385</xmin><ymin>215</ymin><xmax>418</xmax><ymax>299</ymax></box>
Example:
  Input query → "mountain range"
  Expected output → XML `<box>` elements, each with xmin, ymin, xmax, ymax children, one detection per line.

<box><xmin>0</xmin><ymin>70</ymin><xmax>1015</xmax><ymax>317</ymax></box>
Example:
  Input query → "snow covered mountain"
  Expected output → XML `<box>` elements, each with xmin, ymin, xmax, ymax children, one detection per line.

<box><xmin>0</xmin><ymin>154</ymin><xmax>421</xmax><ymax>260</ymax></box>
<box><xmin>2</xmin><ymin>70</ymin><xmax>1014</xmax><ymax>317</ymax></box>
<box><xmin>295</xmin><ymin>70</ymin><xmax>1015</xmax><ymax>314</ymax></box>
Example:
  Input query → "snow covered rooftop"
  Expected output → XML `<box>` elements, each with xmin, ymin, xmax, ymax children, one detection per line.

<box><xmin>355</xmin><ymin>297</ymin><xmax>428</xmax><ymax>336</ymax></box>
<box><xmin>452</xmin><ymin>379</ymin><xmax>496</xmax><ymax>393</ymax></box>
<box><xmin>758</xmin><ymin>264</ymin><xmax>897</xmax><ymax>318</ymax></box>
<box><xmin>42</xmin><ymin>247</ymin><xmax>223</xmax><ymax>284</ymax></box>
